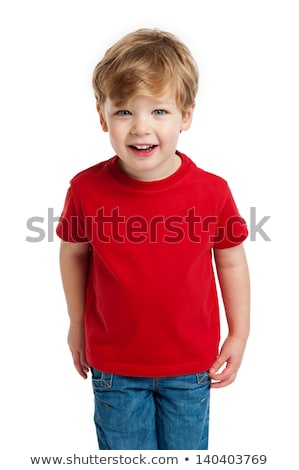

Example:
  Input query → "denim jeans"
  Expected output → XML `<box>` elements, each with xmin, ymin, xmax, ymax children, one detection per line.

<box><xmin>91</xmin><ymin>367</ymin><xmax>210</xmax><ymax>450</ymax></box>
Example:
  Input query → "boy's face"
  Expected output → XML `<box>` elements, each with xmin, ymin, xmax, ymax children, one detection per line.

<box><xmin>97</xmin><ymin>87</ymin><xmax>194</xmax><ymax>181</ymax></box>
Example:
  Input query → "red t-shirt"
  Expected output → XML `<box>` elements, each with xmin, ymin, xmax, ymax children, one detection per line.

<box><xmin>56</xmin><ymin>151</ymin><xmax>248</xmax><ymax>377</ymax></box>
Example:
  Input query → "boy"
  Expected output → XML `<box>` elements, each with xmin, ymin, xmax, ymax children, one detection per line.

<box><xmin>56</xmin><ymin>29</ymin><xmax>250</xmax><ymax>450</ymax></box>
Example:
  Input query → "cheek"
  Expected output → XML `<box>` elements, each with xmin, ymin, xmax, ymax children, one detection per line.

<box><xmin>161</xmin><ymin>119</ymin><xmax>181</xmax><ymax>138</ymax></box>
<box><xmin>108</xmin><ymin>126</ymin><xmax>126</xmax><ymax>148</ymax></box>
<box><xmin>108</xmin><ymin>126</ymin><xmax>121</xmax><ymax>140</ymax></box>
<box><xmin>164</xmin><ymin>123</ymin><xmax>182</xmax><ymax>140</ymax></box>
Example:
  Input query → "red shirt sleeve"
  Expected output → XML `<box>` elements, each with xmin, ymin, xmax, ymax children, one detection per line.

<box><xmin>56</xmin><ymin>186</ymin><xmax>89</xmax><ymax>243</ymax></box>
<box><xmin>212</xmin><ymin>183</ymin><xmax>248</xmax><ymax>249</ymax></box>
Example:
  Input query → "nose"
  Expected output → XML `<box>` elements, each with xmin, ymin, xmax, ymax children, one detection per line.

<box><xmin>130</xmin><ymin>116</ymin><xmax>151</xmax><ymax>136</ymax></box>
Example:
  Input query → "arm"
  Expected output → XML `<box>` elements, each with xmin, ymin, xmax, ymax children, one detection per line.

<box><xmin>59</xmin><ymin>240</ymin><xmax>91</xmax><ymax>379</ymax></box>
<box><xmin>209</xmin><ymin>243</ymin><xmax>250</xmax><ymax>388</ymax></box>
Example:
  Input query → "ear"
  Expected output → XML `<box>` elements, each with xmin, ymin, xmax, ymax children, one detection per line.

<box><xmin>96</xmin><ymin>102</ymin><xmax>109</xmax><ymax>132</ymax></box>
<box><xmin>181</xmin><ymin>103</ymin><xmax>195</xmax><ymax>131</ymax></box>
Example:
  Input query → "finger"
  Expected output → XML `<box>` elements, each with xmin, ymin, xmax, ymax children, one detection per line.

<box><xmin>72</xmin><ymin>351</ymin><xmax>89</xmax><ymax>379</ymax></box>
<box><xmin>209</xmin><ymin>362</ymin><xmax>233</xmax><ymax>381</ymax></box>
<box><xmin>209</xmin><ymin>354</ymin><xmax>227</xmax><ymax>375</ymax></box>
<box><xmin>210</xmin><ymin>372</ymin><xmax>237</xmax><ymax>389</ymax></box>
<box><xmin>79</xmin><ymin>349</ymin><xmax>90</xmax><ymax>377</ymax></box>
<box><xmin>76</xmin><ymin>362</ymin><xmax>88</xmax><ymax>379</ymax></box>
<box><xmin>80</xmin><ymin>352</ymin><xmax>90</xmax><ymax>374</ymax></box>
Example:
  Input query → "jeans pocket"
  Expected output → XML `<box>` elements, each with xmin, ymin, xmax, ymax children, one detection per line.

<box><xmin>91</xmin><ymin>367</ymin><xmax>113</xmax><ymax>391</ymax></box>
<box><xmin>196</xmin><ymin>371</ymin><xmax>211</xmax><ymax>386</ymax></box>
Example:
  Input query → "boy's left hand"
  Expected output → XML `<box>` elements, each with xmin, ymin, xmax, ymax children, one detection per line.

<box><xmin>209</xmin><ymin>335</ymin><xmax>247</xmax><ymax>388</ymax></box>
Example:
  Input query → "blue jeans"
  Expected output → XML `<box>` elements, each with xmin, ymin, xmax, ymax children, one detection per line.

<box><xmin>91</xmin><ymin>368</ymin><xmax>210</xmax><ymax>450</ymax></box>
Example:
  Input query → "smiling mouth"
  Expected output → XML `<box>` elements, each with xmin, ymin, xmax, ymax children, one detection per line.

<box><xmin>129</xmin><ymin>144</ymin><xmax>158</xmax><ymax>152</ymax></box>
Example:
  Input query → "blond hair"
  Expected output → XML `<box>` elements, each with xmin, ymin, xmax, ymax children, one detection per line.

<box><xmin>92</xmin><ymin>28</ymin><xmax>198</xmax><ymax>114</ymax></box>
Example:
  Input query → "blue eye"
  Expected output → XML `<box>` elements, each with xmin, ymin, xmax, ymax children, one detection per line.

<box><xmin>152</xmin><ymin>109</ymin><xmax>166</xmax><ymax>116</ymax></box>
<box><xmin>116</xmin><ymin>110</ymin><xmax>131</xmax><ymax>116</ymax></box>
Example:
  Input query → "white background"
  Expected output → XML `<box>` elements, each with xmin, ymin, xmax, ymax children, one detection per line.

<box><xmin>1</xmin><ymin>0</ymin><xmax>298</xmax><ymax>467</ymax></box>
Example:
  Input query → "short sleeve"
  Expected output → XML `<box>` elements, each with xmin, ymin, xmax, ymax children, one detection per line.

<box><xmin>56</xmin><ymin>186</ymin><xmax>89</xmax><ymax>243</ymax></box>
<box><xmin>212</xmin><ymin>184</ymin><xmax>248</xmax><ymax>249</ymax></box>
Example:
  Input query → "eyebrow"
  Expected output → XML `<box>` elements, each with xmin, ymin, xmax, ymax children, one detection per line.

<box><xmin>109</xmin><ymin>95</ymin><xmax>176</xmax><ymax>107</ymax></box>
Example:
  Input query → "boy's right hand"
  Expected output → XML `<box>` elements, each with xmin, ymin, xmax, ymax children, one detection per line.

<box><xmin>67</xmin><ymin>321</ymin><xmax>90</xmax><ymax>379</ymax></box>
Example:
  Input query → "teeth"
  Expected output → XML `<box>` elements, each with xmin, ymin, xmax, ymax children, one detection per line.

<box><xmin>133</xmin><ymin>145</ymin><xmax>153</xmax><ymax>150</ymax></box>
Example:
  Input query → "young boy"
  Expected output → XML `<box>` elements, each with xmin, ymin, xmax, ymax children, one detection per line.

<box><xmin>56</xmin><ymin>28</ymin><xmax>250</xmax><ymax>450</ymax></box>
